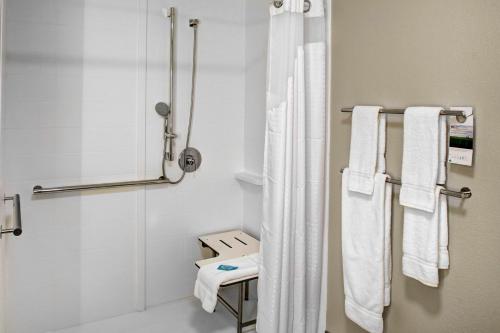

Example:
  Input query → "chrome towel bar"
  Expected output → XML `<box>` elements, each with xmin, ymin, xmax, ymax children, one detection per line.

<box><xmin>1</xmin><ymin>194</ymin><xmax>22</xmax><ymax>237</ymax></box>
<box><xmin>340</xmin><ymin>169</ymin><xmax>472</xmax><ymax>199</ymax></box>
<box><xmin>33</xmin><ymin>178</ymin><xmax>172</xmax><ymax>195</ymax></box>
<box><xmin>272</xmin><ymin>0</ymin><xmax>311</xmax><ymax>13</ymax></box>
<box><xmin>341</xmin><ymin>107</ymin><xmax>467</xmax><ymax>123</ymax></box>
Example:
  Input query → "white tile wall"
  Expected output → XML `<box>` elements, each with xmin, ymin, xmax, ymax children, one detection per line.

<box><xmin>144</xmin><ymin>0</ymin><xmax>246</xmax><ymax>307</ymax></box>
<box><xmin>242</xmin><ymin>0</ymin><xmax>268</xmax><ymax>237</ymax></box>
<box><xmin>2</xmin><ymin>0</ymin><xmax>144</xmax><ymax>332</ymax></box>
<box><xmin>1</xmin><ymin>0</ymin><xmax>267</xmax><ymax>331</ymax></box>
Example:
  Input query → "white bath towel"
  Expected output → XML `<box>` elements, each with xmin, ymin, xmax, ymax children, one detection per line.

<box><xmin>402</xmin><ymin>186</ymin><xmax>449</xmax><ymax>287</ymax></box>
<box><xmin>348</xmin><ymin>106</ymin><xmax>385</xmax><ymax>195</ymax></box>
<box><xmin>342</xmin><ymin>169</ymin><xmax>392</xmax><ymax>333</ymax></box>
<box><xmin>400</xmin><ymin>107</ymin><xmax>444</xmax><ymax>213</ymax></box>
<box><xmin>194</xmin><ymin>254</ymin><xmax>259</xmax><ymax>313</ymax></box>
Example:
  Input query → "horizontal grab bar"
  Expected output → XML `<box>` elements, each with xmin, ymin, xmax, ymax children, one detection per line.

<box><xmin>339</xmin><ymin>168</ymin><xmax>472</xmax><ymax>199</ymax></box>
<box><xmin>33</xmin><ymin>178</ymin><xmax>173</xmax><ymax>195</ymax></box>
<box><xmin>341</xmin><ymin>107</ymin><xmax>467</xmax><ymax>123</ymax></box>
<box><xmin>1</xmin><ymin>194</ymin><xmax>22</xmax><ymax>237</ymax></box>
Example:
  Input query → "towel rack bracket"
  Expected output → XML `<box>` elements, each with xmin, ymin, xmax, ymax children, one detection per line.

<box><xmin>456</xmin><ymin>114</ymin><xmax>467</xmax><ymax>123</ymax></box>
<box><xmin>459</xmin><ymin>187</ymin><xmax>472</xmax><ymax>199</ymax></box>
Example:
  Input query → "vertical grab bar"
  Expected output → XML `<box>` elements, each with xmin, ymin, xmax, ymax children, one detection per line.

<box><xmin>166</xmin><ymin>7</ymin><xmax>176</xmax><ymax>162</ymax></box>
<box><xmin>1</xmin><ymin>194</ymin><xmax>22</xmax><ymax>237</ymax></box>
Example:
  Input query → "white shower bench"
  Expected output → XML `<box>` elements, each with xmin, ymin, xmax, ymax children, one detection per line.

<box><xmin>195</xmin><ymin>230</ymin><xmax>259</xmax><ymax>333</ymax></box>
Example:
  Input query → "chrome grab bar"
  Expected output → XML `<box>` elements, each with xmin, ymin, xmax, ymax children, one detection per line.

<box><xmin>1</xmin><ymin>194</ymin><xmax>22</xmax><ymax>237</ymax></box>
<box><xmin>33</xmin><ymin>178</ymin><xmax>172</xmax><ymax>195</ymax></box>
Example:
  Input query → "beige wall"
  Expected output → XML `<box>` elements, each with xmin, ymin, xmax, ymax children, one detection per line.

<box><xmin>327</xmin><ymin>1</ymin><xmax>500</xmax><ymax>332</ymax></box>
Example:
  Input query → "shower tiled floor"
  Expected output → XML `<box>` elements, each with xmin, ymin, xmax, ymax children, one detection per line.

<box><xmin>51</xmin><ymin>296</ymin><xmax>257</xmax><ymax>333</ymax></box>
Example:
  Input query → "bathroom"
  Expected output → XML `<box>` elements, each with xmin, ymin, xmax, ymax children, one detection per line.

<box><xmin>0</xmin><ymin>1</ymin><xmax>499</xmax><ymax>333</ymax></box>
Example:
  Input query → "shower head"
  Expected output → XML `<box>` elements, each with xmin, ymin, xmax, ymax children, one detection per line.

<box><xmin>155</xmin><ymin>102</ymin><xmax>170</xmax><ymax>118</ymax></box>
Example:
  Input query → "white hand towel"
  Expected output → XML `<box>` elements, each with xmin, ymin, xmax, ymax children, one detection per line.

<box><xmin>348</xmin><ymin>106</ymin><xmax>385</xmax><ymax>195</ymax></box>
<box><xmin>400</xmin><ymin>107</ymin><xmax>444</xmax><ymax>213</ymax></box>
<box><xmin>342</xmin><ymin>170</ymin><xmax>392</xmax><ymax>333</ymax></box>
<box><xmin>194</xmin><ymin>254</ymin><xmax>259</xmax><ymax>313</ymax></box>
<box><xmin>402</xmin><ymin>186</ymin><xmax>449</xmax><ymax>287</ymax></box>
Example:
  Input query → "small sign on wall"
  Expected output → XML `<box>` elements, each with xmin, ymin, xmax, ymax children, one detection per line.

<box><xmin>448</xmin><ymin>107</ymin><xmax>474</xmax><ymax>166</ymax></box>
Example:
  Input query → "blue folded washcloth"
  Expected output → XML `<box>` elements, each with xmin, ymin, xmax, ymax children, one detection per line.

<box><xmin>217</xmin><ymin>265</ymin><xmax>238</xmax><ymax>271</ymax></box>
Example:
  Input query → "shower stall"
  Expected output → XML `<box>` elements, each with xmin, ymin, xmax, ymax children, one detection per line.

<box><xmin>0</xmin><ymin>0</ymin><xmax>330</xmax><ymax>332</ymax></box>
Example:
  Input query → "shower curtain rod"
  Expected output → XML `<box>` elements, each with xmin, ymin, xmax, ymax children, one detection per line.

<box><xmin>339</xmin><ymin>168</ymin><xmax>472</xmax><ymax>199</ymax></box>
<box><xmin>272</xmin><ymin>0</ymin><xmax>312</xmax><ymax>13</ymax></box>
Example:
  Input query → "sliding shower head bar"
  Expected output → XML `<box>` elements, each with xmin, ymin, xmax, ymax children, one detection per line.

<box><xmin>164</xmin><ymin>6</ymin><xmax>176</xmax><ymax>164</ymax></box>
<box><xmin>162</xmin><ymin>7</ymin><xmax>175</xmax><ymax>18</ymax></box>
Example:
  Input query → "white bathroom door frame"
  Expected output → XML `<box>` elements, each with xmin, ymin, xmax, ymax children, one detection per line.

<box><xmin>135</xmin><ymin>0</ymin><xmax>148</xmax><ymax>312</ymax></box>
<box><xmin>0</xmin><ymin>0</ymin><xmax>7</xmax><ymax>331</ymax></box>
<box><xmin>0</xmin><ymin>0</ymin><xmax>149</xmax><ymax>325</ymax></box>
<box><xmin>0</xmin><ymin>0</ymin><xmax>149</xmax><ymax>321</ymax></box>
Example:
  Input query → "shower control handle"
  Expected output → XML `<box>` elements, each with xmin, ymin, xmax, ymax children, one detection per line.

<box><xmin>179</xmin><ymin>148</ymin><xmax>202</xmax><ymax>173</ymax></box>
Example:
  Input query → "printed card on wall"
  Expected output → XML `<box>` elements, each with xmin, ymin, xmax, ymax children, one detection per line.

<box><xmin>448</xmin><ymin>107</ymin><xmax>474</xmax><ymax>166</ymax></box>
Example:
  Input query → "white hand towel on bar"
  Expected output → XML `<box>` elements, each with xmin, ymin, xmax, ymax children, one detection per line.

<box><xmin>342</xmin><ymin>170</ymin><xmax>392</xmax><ymax>333</ymax></box>
<box><xmin>403</xmin><ymin>186</ymin><xmax>449</xmax><ymax>287</ymax></box>
<box><xmin>348</xmin><ymin>106</ymin><xmax>385</xmax><ymax>195</ymax></box>
<box><xmin>194</xmin><ymin>254</ymin><xmax>259</xmax><ymax>313</ymax></box>
<box><xmin>399</xmin><ymin>107</ymin><xmax>445</xmax><ymax>212</ymax></box>
<box><xmin>400</xmin><ymin>106</ymin><xmax>449</xmax><ymax>286</ymax></box>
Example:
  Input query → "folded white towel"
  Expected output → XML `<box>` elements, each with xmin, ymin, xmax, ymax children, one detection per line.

<box><xmin>342</xmin><ymin>170</ymin><xmax>392</xmax><ymax>333</ymax></box>
<box><xmin>437</xmin><ymin>115</ymin><xmax>448</xmax><ymax>184</ymax></box>
<box><xmin>402</xmin><ymin>186</ymin><xmax>449</xmax><ymax>287</ymax></box>
<box><xmin>400</xmin><ymin>107</ymin><xmax>444</xmax><ymax>213</ymax></box>
<box><xmin>194</xmin><ymin>254</ymin><xmax>259</xmax><ymax>313</ymax></box>
<box><xmin>348</xmin><ymin>106</ymin><xmax>385</xmax><ymax>195</ymax></box>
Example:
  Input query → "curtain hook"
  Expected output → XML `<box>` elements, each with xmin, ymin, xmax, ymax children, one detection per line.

<box><xmin>304</xmin><ymin>0</ymin><xmax>312</xmax><ymax>13</ymax></box>
<box><xmin>273</xmin><ymin>0</ymin><xmax>284</xmax><ymax>8</ymax></box>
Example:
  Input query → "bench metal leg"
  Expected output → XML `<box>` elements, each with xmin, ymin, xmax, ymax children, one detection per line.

<box><xmin>216</xmin><ymin>281</ymin><xmax>257</xmax><ymax>333</ymax></box>
<box><xmin>244</xmin><ymin>281</ymin><xmax>249</xmax><ymax>301</ymax></box>
<box><xmin>237</xmin><ymin>283</ymin><xmax>244</xmax><ymax>333</ymax></box>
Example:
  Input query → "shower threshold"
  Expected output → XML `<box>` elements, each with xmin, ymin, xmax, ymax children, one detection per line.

<box><xmin>50</xmin><ymin>296</ymin><xmax>257</xmax><ymax>333</ymax></box>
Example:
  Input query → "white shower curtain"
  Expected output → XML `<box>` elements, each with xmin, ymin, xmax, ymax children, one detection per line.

<box><xmin>257</xmin><ymin>1</ymin><xmax>328</xmax><ymax>332</ymax></box>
